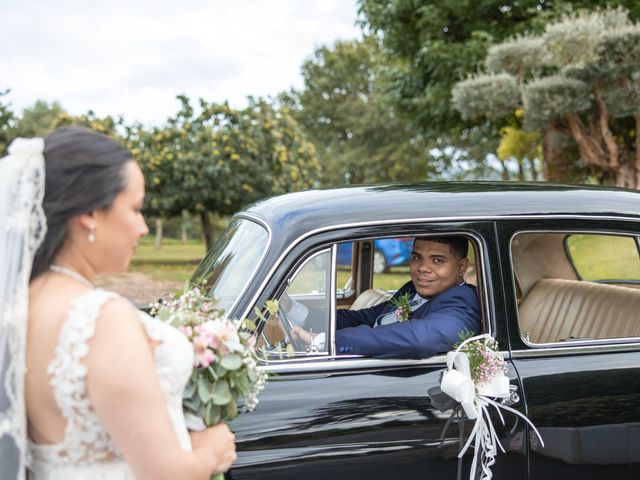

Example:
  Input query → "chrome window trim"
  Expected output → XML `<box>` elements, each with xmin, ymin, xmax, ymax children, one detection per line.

<box><xmin>209</xmin><ymin>213</ymin><xmax>272</xmax><ymax>320</ymax></box>
<box><xmin>329</xmin><ymin>244</ymin><xmax>337</xmax><ymax>357</ymax></box>
<box><xmin>258</xmin><ymin>350</ymin><xmax>512</xmax><ymax>374</ymax></box>
<box><xmin>507</xmin><ymin>226</ymin><xmax>640</xmax><ymax>350</ymax></box>
<box><xmin>283</xmin><ymin>247</ymin><xmax>332</xmax><ymax>357</ymax></box>
<box><xmin>510</xmin><ymin>340</ymin><xmax>640</xmax><ymax>358</ymax></box>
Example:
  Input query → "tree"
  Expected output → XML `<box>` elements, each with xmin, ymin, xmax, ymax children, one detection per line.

<box><xmin>357</xmin><ymin>0</ymin><xmax>640</xmax><ymax>176</ymax></box>
<box><xmin>129</xmin><ymin>95</ymin><xmax>321</xmax><ymax>250</ymax></box>
<box><xmin>453</xmin><ymin>7</ymin><xmax>640</xmax><ymax>188</ymax></box>
<box><xmin>12</xmin><ymin>100</ymin><xmax>66</xmax><ymax>138</ymax></box>
<box><xmin>286</xmin><ymin>38</ymin><xmax>435</xmax><ymax>185</ymax></box>
<box><xmin>54</xmin><ymin>110</ymin><xmax>126</xmax><ymax>139</ymax></box>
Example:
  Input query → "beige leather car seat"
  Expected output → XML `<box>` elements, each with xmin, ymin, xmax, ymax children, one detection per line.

<box><xmin>519</xmin><ymin>278</ymin><xmax>640</xmax><ymax>343</ymax></box>
<box><xmin>350</xmin><ymin>288</ymin><xmax>392</xmax><ymax>310</ymax></box>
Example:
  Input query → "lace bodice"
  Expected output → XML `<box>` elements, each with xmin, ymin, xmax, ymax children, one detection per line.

<box><xmin>28</xmin><ymin>289</ymin><xmax>194</xmax><ymax>479</ymax></box>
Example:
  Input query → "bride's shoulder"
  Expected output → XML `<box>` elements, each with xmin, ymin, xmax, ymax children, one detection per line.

<box><xmin>92</xmin><ymin>289</ymin><xmax>143</xmax><ymax>327</ymax></box>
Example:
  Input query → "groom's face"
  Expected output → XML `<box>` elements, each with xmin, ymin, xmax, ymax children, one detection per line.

<box><xmin>409</xmin><ymin>239</ymin><xmax>468</xmax><ymax>298</ymax></box>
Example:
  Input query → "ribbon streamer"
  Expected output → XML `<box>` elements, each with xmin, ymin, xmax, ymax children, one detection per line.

<box><xmin>440</xmin><ymin>334</ymin><xmax>544</xmax><ymax>480</ymax></box>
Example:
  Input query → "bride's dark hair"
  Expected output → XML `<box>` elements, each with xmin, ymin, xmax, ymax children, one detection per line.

<box><xmin>30</xmin><ymin>126</ymin><xmax>133</xmax><ymax>279</ymax></box>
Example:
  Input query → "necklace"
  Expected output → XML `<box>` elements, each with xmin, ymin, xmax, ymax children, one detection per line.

<box><xmin>49</xmin><ymin>264</ymin><xmax>95</xmax><ymax>288</ymax></box>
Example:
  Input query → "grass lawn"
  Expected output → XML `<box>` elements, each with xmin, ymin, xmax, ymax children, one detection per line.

<box><xmin>129</xmin><ymin>237</ymin><xmax>206</xmax><ymax>282</ymax></box>
<box><xmin>566</xmin><ymin>234</ymin><xmax>640</xmax><ymax>280</ymax></box>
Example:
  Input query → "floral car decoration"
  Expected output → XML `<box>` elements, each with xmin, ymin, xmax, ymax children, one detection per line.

<box><xmin>440</xmin><ymin>333</ymin><xmax>544</xmax><ymax>480</ymax></box>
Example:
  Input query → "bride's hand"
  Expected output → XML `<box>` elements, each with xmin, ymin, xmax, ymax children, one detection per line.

<box><xmin>190</xmin><ymin>423</ymin><xmax>237</xmax><ymax>475</ymax></box>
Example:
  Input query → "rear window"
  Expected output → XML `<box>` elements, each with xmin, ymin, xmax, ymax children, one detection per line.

<box><xmin>566</xmin><ymin>234</ymin><xmax>640</xmax><ymax>281</ymax></box>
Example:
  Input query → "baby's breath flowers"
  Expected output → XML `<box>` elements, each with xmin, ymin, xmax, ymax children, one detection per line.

<box><xmin>151</xmin><ymin>286</ymin><xmax>269</xmax><ymax>426</ymax></box>
<box><xmin>454</xmin><ymin>332</ymin><xmax>507</xmax><ymax>388</ymax></box>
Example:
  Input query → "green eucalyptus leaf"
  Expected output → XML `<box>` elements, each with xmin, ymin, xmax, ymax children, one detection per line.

<box><xmin>198</xmin><ymin>377</ymin><xmax>212</xmax><ymax>403</ymax></box>
<box><xmin>220</xmin><ymin>354</ymin><xmax>242</xmax><ymax>371</ymax></box>
<box><xmin>158</xmin><ymin>306</ymin><xmax>170</xmax><ymax>323</ymax></box>
<box><xmin>183</xmin><ymin>381</ymin><xmax>197</xmax><ymax>398</ymax></box>
<box><xmin>225</xmin><ymin>399</ymin><xmax>238</xmax><ymax>421</ymax></box>
<box><xmin>212</xmin><ymin>380</ymin><xmax>232</xmax><ymax>405</ymax></box>
<box><xmin>286</xmin><ymin>343</ymin><xmax>295</xmax><ymax>358</ymax></box>
<box><xmin>264</xmin><ymin>300</ymin><xmax>279</xmax><ymax>315</ymax></box>
<box><xmin>209</xmin><ymin>405</ymin><xmax>221</xmax><ymax>425</ymax></box>
<box><xmin>242</xmin><ymin>318</ymin><xmax>258</xmax><ymax>331</ymax></box>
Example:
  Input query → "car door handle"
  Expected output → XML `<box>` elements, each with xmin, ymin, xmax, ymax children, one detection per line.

<box><xmin>499</xmin><ymin>384</ymin><xmax>521</xmax><ymax>407</ymax></box>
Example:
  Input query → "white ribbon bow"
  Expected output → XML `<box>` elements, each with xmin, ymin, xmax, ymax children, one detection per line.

<box><xmin>440</xmin><ymin>334</ymin><xmax>544</xmax><ymax>480</ymax></box>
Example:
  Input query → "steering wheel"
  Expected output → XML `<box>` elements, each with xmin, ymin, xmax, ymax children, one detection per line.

<box><xmin>276</xmin><ymin>302</ymin><xmax>308</xmax><ymax>352</ymax></box>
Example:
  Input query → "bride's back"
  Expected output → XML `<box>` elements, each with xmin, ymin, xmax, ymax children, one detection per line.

<box><xmin>26</xmin><ymin>277</ymin><xmax>98</xmax><ymax>444</ymax></box>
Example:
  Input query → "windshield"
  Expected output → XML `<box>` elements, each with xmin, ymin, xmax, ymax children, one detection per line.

<box><xmin>191</xmin><ymin>217</ymin><xmax>269</xmax><ymax>313</ymax></box>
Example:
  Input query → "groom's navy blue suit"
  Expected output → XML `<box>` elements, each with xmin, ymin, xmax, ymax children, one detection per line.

<box><xmin>335</xmin><ymin>281</ymin><xmax>480</xmax><ymax>359</ymax></box>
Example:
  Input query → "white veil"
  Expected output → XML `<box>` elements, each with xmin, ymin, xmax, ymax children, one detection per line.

<box><xmin>0</xmin><ymin>138</ymin><xmax>47</xmax><ymax>480</ymax></box>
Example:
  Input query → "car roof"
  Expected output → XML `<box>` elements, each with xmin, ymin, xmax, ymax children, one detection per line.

<box><xmin>241</xmin><ymin>182</ymin><xmax>640</xmax><ymax>236</ymax></box>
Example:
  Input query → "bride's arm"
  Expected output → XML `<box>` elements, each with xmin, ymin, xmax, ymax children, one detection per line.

<box><xmin>85</xmin><ymin>298</ymin><xmax>236</xmax><ymax>479</ymax></box>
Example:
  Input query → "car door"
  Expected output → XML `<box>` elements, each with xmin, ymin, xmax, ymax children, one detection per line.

<box><xmin>228</xmin><ymin>222</ymin><xmax>528</xmax><ymax>479</ymax></box>
<box><xmin>497</xmin><ymin>218</ymin><xmax>640</xmax><ymax>480</ymax></box>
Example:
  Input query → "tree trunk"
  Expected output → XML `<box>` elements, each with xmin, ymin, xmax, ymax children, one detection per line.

<box><xmin>517</xmin><ymin>158</ymin><xmax>525</xmax><ymax>181</ymax></box>
<box><xmin>614</xmin><ymin>115</ymin><xmax>640</xmax><ymax>190</ymax></box>
<box><xmin>181</xmin><ymin>210</ymin><xmax>189</xmax><ymax>243</ymax></box>
<box><xmin>498</xmin><ymin>158</ymin><xmax>510</xmax><ymax>180</ymax></box>
<box><xmin>565</xmin><ymin>114</ymin><xmax>609</xmax><ymax>170</ymax></box>
<box><xmin>200</xmin><ymin>211</ymin><xmax>213</xmax><ymax>251</ymax></box>
<box><xmin>528</xmin><ymin>157</ymin><xmax>539</xmax><ymax>181</ymax></box>
<box><xmin>541</xmin><ymin>122</ymin><xmax>569</xmax><ymax>182</ymax></box>
<box><xmin>594</xmin><ymin>88</ymin><xmax>619</xmax><ymax>169</ymax></box>
<box><xmin>154</xmin><ymin>218</ymin><xmax>163</xmax><ymax>250</ymax></box>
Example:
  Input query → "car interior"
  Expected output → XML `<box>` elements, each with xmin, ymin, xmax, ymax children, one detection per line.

<box><xmin>511</xmin><ymin>232</ymin><xmax>640</xmax><ymax>344</ymax></box>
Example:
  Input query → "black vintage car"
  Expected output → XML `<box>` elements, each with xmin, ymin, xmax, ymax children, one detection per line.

<box><xmin>190</xmin><ymin>182</ymin><xmax>640</xmax><ymax>480</ymax></box>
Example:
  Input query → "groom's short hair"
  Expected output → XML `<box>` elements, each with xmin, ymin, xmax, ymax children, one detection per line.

<box><xmin>413</xmin><ymin>235</ymin><xmax>469</xmax><ymax>259</ymax></box>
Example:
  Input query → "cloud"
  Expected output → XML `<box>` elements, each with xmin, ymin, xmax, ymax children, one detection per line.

<box><xmin>0</xmin><ymin>0</ymin><xmax>360</xmax><ymax>126</ymax></box>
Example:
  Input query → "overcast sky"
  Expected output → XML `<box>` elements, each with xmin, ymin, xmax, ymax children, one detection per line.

<box><xmin>1</xmin><ymin>0</ymin><xmax>361</xmax><ymax>126</ymax></box>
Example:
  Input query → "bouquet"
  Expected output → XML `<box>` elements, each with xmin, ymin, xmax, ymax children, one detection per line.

<box><xmin>152</xmin><ymin>286</ymin><xmax>270</xmax><ymax>478</ymax></box>
<box><xmin>439</xmin><ymin>332</ymin><xmax>543</xmax><ymax>480</ymax></box>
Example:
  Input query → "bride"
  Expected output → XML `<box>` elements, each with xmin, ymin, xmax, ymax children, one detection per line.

<box><xmin>0</xmin><ymin>127</ymin><xmax>236</xmax><ymax>479</ymax></box>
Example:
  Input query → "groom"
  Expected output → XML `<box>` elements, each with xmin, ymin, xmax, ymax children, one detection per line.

<box><xmin>292</xmin><ymin>236</ymin><xmax>481</xmax><ymax>359</ymax></box>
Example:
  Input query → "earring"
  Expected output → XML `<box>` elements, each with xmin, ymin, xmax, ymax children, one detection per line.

<box><xmin>88</xmin><ymin>225</ymin><xmax>95</xmax><ymax>243</ymax></box>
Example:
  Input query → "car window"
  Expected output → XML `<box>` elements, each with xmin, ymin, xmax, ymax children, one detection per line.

<box><xmin>371</xmin><ymin>238</ymin><xmax>413</xmax><ymax>291</ymax></box>
<box><xmin>336</xmin><ymin>242</ymin><xmax>354</xmax><ymax>296</ymax></box>
<box><xmin>566</xmin><ymin>233</ymin><xmax>640</xmax><ymax>281</ymax></box>
<box><xmin>257</xmin><ymin>249</ymin><xmax>331</xmax><ymax>356</ymax></box>
<box><xmin>512</xmin><ymin>232</ymin><xmax>640</xmax><ymax>345</ymax></box>
<box><xmin>191</xmin><ymin>217</ymin><xmax>268</xmax><ymax>314</ymax></box>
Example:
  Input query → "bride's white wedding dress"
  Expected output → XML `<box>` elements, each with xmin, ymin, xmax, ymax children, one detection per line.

<box><xmin>27</xmin><ymin>289</ymin><xmax>194</xmax><ymax>479</ymax></box>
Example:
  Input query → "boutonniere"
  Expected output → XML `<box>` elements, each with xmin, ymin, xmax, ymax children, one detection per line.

<box><xmin>391</xmin><ymin>292</ymin><xmax>412</xmax><ymax>321</ymax></box>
